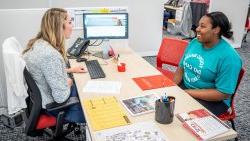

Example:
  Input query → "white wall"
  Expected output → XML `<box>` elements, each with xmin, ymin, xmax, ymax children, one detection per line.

<box><xmin>0</xmin><ymin>0</ymin><xmax>49</xmax><ymax>9</ymax></box>
<box><xmin>0</xmin><ymin>9</ymin><xmax>46</xmax><ymax>48</ymax></box>
<box><xmin>209</xmin><ymin>0</ymin><xmax>249</xmax><ymax>48</ymax></box>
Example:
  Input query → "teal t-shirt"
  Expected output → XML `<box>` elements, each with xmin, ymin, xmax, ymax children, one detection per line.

<box><xmin>179</xmin><ymin>38</ymin><xmax>242</xmax><ymax>106</ymax></box>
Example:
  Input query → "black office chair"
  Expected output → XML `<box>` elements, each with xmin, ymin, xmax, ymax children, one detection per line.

<box><xmin>23</xmin><ymin>67</ymin><xmax>85</xmax><ymax>140</ymax></box>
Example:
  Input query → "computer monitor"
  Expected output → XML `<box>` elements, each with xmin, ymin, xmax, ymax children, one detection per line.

<box><xmin>82</xmin><ymin>13</ymin><xmax>128</xmax><ymax>59</ymax></box>
<box><xmin>83</xmin><ymin>13</ymin><xmax>128</xmax><ymax>39</ymax></box>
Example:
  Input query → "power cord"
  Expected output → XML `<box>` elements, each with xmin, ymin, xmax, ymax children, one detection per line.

<box><xmin>88</xmin><ymin>40</ymin><xmax>104</xmax><ymax>46</ymax></box>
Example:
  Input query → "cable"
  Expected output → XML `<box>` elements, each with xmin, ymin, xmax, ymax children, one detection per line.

<box><xmin>88</xmin><ymin>39</ymin><xmax>98</xmax><ymax>46</ymax></box>
<box><xmin>88</xmin><ymin>40</ymin><xmax>104</xmax><ymax>46</ymax></box>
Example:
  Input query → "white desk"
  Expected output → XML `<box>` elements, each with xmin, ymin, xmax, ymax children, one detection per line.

<box><xmin>70</xmin><ymin>46</ymin><xmax>237</xmax><ymax>141</ymax></box>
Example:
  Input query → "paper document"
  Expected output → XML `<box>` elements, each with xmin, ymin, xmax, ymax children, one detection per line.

<box><xmin>83</xmin><ymin>96</ymin><xmax>130</xmax><ymax>131</ymax></box>
<box><xmin>94</xmin><ymin>121</ymin><xmax>169</xmax><ymax>141</ymax></box>
<box><xmin>82</xmin><ymin>80</ymin><xmax>121</xmax><ymax>94</ymax></box>
<box><xmin>133</xmin><ymin>75</ymin><xmax>175</xmax><ymax>90</ymax></box>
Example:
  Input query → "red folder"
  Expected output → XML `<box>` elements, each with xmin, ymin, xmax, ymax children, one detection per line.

<box><xmin>133</xmin><ymin>75</ymin><xmax>175</xmax><ymax>90</ymax></box>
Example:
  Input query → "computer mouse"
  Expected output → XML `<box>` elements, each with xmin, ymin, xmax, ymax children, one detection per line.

<box><xmin>76</xmin><ymin>58</ymin><xmax>87</xmax><ymax>62</ymax></box>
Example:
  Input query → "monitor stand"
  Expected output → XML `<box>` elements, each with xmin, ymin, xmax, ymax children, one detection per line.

<box><xmin>92</xmin><ymin>39</ymin><xmax>111</xmax><ymax>59</ymax></box>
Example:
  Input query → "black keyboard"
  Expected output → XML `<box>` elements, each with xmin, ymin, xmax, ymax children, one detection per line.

<box><xmin>85</xmin><ymin>60</ymin><xmax>106</xmax><ymax>79</ymax></box>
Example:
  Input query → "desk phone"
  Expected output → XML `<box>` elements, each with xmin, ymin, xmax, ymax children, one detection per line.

<box><xmin>67</xmin><ymin>37</ymin><xmax>90</xmax><ymax>57</ymax></box>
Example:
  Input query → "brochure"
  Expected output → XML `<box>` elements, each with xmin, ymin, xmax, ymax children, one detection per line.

<box><xmin>121</xmin><ymin>93</ymin><xmax>160</xmax><ymax>116</ymax></box>
<box><xmin>176</xmin><ymin>109</ymin><xmax>230</xmax><ymax>141</ymax></box>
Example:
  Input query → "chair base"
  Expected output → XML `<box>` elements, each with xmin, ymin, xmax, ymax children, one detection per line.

<box><xmin>43</xmin><ymin>123</ymin><xmax>86</xmax><ymax>141</ymax></box>
<box><xmin>242</xmin><ymin>33</ymin><xmax>248</xmax><ymax>42</ymax></box>
<box><xmin>48</xmin><ymin>137</ymin><xmax>74</xmax><ymax>141</ymax></box>
<box><xmin>228</xmin><ymin>120</ymin><xmax>238</xmax><ymax>141</ymax></box>
<box><xmin>230</xmin><ymin>119</ymin><xmax>236</xmax><ymax>131</ymax></box>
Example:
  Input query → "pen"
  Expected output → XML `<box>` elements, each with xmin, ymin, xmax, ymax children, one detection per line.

<box><xmin>117</xmin><ymin>54</ymin><xmax>121</xmax><ymax>66</ymax></box>
<box><xmin>123</xmin><ymin>115</ymin><xmax>131</xmax><ymax>124</ymax></box>
<box><xmin>162</xmin><ymin>95</ymin><xmax>168</xmax><ymax>103</ymax></box>
<box><xmin>90</xmin><ymin>100</ymin><xmax>95</xmax><ymax>109</ymax></box>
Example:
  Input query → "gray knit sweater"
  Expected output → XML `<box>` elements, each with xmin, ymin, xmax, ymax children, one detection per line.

<box><xmin>23</xmin><ymin>39</ymin><xmax>70</xmax><ymax>108</ymax></box>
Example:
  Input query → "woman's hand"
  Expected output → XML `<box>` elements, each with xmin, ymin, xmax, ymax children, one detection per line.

<box><xmin>71</xmin><ymin>66</ymin><xmax>87</xmax><ymax>73</ymax></box>
<box><xmin>67</xmin><ymin>78</ymin><xmax>73</xmax><ymax>87</ymax></box>
<box><xmin>66</xmin><ymin>66</ymin><xmax>87</xmax><ymax>73</ymax></box>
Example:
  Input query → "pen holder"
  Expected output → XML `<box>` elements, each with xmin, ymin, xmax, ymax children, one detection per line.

<box><xmin>155</xmin><ymin>96</ymin><xmax>175</xmax><ymax>124</ymax></box>
<box><xmin>117</xmin><ymin>63</ymin><xmax>126</xmax><ymax>72</ymax></box>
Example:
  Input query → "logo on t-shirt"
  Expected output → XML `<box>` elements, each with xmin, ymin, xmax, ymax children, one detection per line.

<box><xmin>183</xmin><ymin>53</ymin><xmax>204</xmax><ymax>83</ymax></box>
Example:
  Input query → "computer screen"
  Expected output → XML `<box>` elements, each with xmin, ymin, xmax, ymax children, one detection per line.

<box><xmin>83</xmin><ymin>13</ymin><xmax>128</xmax><ymax>39</ymax></box>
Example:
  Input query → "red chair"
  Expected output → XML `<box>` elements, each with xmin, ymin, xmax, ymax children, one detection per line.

<box><xmin>242</xmin><ymin>17</ymin><xmax>250</xmax><ymax>42</ymax></box>
<box><xmin>218</xmin><ymin>68</ymin><xmax>245</xmax><ymax>133</ymax></box>
<box><xmin>156</xmin><ymin>37</ymin><xmax>189</xmax><ymax>80</ymax></box>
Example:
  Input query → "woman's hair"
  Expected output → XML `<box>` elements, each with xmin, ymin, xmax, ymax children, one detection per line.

<box><xmin>23</xmin><ymin>8</ymin><xmax>68</xmax><ymax>61</ymax></box>
<box><xmin>205</xmin><ymin>11</ymin><xmax>233</xmax><ymax>39</ymax></box>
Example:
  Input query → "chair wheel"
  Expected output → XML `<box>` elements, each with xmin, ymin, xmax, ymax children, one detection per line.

<box><xmin>74</xmin><ymin>125</ymin><xmax>81</xmax><ymax>135</ymax></box>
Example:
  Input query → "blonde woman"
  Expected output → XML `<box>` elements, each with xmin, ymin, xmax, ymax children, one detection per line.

<box><xmin>23</xmin><ymin>8</ymin><xmax>85</xmax><ymax>123</ymax></box>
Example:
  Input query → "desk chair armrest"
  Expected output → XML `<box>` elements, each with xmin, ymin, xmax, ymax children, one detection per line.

<box><xmin>46</xmin><ymin>97</ymin><xmax>79</xmax><ymax>112</ymax></box>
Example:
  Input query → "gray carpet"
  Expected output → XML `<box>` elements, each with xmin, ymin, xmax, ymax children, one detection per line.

<box><xmin>0</xmin><ymin>40</ymin><xmax>249</xmax><ymax>140</ymax></box>
<box><xmin>0</xmin><ymin>122</ymin><xmax>86</xmax><ymax>140</ymax></box>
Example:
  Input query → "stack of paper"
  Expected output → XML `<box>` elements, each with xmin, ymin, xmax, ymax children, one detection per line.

<box><xmin>82</xmin><ymin>80</ymin><xmax>122</xmax><ymax>94</ymax></box>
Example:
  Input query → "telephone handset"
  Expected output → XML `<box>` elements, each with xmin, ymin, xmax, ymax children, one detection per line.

<box><xmin>67</xmin><ymin>37</ymin><xmax>90</xmax><ymax>57</ymax></box>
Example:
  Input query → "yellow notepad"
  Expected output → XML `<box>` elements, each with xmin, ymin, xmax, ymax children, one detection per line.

<box><xmin>83</xmin><ymin>96</ymin><xmax>131</xmax><ymax>131</ymax></box>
